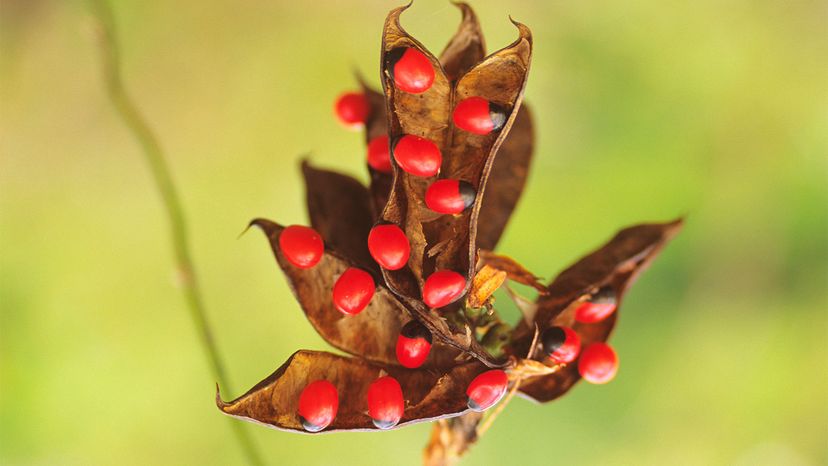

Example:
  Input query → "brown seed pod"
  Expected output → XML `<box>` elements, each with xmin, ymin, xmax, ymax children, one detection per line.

<box><xmin>217</xmin><ymin>350</ymin><xmax>486</xmax><ymax>433</ymax></box>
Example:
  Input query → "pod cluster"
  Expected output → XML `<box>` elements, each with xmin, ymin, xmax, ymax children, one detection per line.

<box><xmin>280</xmin><ymin>57</ymin><xmax>521</xmax><ymax>431</ymax></box>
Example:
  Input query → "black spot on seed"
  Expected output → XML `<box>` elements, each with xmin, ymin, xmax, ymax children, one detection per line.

<box><xmin>401</xmin><ymin>320</ymin><xmax>432</xmax><ymax>344</ymax></box>
<box><xmin>458</xmin><ymin>181</ymin><xmax>477</xmax><ymax>210</ymax></box>
<box><xmin>541</xmin><ymin>327</ymin><xmax>566</xmax><ymax>356</ymax></box>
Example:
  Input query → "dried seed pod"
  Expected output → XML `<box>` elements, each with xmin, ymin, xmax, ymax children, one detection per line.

<box><xmin>251</xmin><ymin>219</ymin><xmax>460</xmax><ymax>369</ymax></box>
<box><xmin>217</xmin><ymin>350</ymin><xmax>487</xmax><ymax>433</ymax></box>
<box><xmin>302</xmin><ymin>161</ymin><xmax>375</xmax><ymax>270</ymax></box>
<box><xmin>509</xmin><ymin>219</ymin><xmax>683</xmax><ymax>403</ymax></box>
<box><xmin>375</xmin><ymin>5</ymin><xmax>532</xmax><ymax>368</ymax></box>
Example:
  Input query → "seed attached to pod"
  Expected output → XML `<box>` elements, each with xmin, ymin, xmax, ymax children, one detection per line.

<box><xmin>388</xmin><ymin>47</ymin><xmax>435</xmax><ymax>94</ymax></box>
<box><xmin>367</xmin><ymin>224</ymin><xmax>410</xmax><ymax>270</ymax></box>
<box><xmin>575</xmin><ymin>286</ymin><xmax>618</xmax><ymax>323</ymax></box>
<box><xmin>367</xmin><ymin>135</ymin><xmax>392</xmax><ymax>173</ymax></box>
<box><xmin>540</xmin><ymin>326</ymin><xmax>581</xmax><ymax>364</ymax></box>
<box><xmin>279</xmin><ymin>225</ymin><xmax>324</xmax><ymax>269</ymax></box>
<box><xmin>334</xmin><ymin>92</ymin><xmax>370</xmax><ymax>129</ymax></box>
<box><xmin>578</xmin><ymin>342</ymin><xmax>619</xmax><ymax>384</ymax></box>
<box><xmin>422</xmin><ymin>270</ymin><xmax>466</xmax><ymax>308</ymax></box>
<box><xmin>452</xmin><ymin>96</ymin><xmax>507</xmax><ymax>135</ymax></box>
<box><xmin>297</xmin><ymin>380</ymin><xmax>339</xmax><ymax>432</ymax></box>
<box><xmin>367</xmin><ymin>376</ymin><xmax>405</xmax><ymax>429</ymax></box>
<box><xmin>425</xmin><ymin>179</ymin><xmax>476</xmax><ymax>214</ymax></box>
<box><xmin>466</xmin><ymin>369</ymin><xmax>508</xmax><ymax>412</ymax></box>
<box><xmin>396</xmin><ymin>320</ymin><xmax>432</xmax><ymax>368</ymax></box>
<box><xmin>332</xmin><ymin>267</ymin><xmax>375</xmax><ymax>315</ymax></box>
<box><xmin>392</xmin><ymin>135</ymin><xmax>442</xmax><ymax>177</ymax></box>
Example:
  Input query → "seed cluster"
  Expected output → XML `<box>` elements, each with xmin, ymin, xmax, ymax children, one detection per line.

<box><xmin>285</xmin><ymin>51</ymin><xmax>524</xmax><ymax>431</ymax></box>
<box><xmin>538</xmin><ymin>290</ymin><xmax>621</xmax><ymax>383</ymax></box>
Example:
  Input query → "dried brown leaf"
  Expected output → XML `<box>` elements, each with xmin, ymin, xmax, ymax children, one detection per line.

<box><xmin>509</xmin><ymin>219</ymin><xmax>683</xmax><ymax>402</ymax></box>
<box><xmin>217</xmin><ymin>350</ymin><xmax>485</xmax><ymax>433</ymax></box>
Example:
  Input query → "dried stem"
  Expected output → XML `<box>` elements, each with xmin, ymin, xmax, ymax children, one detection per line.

<box><xmin>88</xmin><ymin>1</ymin><xmax>264</xmax><ymax>464</ymax></box>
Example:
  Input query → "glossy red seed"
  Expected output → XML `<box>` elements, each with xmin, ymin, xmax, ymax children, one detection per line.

<box><xmin>334</xmin><ymin>92</ymin><xmax>370</xmax><ymax>128</ymax></box>
<box><xmin>297</xmin><ymin>380</ymin><xmax>339</xmax><ymax>432</ymax></box>
<box><xmin>332</xmin><ymin>268</ymin><xmax>375</xmax><ymax>315</ymax></box>
<box><xmin>396</xmin><ymin>320</ymin><xmax>432</xmax><ymax>368</ymax></box>
<box><xmin>452</xmin><ymin>97</ymin><xmax>507</xmax><ymax>135</ymax></box>
<box><xmin>392</xmin><ymin>135</ymin><xmax>442</xmax><ymax>177</ymax></box>
<box><xmin>422</xmin><ymin>270</ymin><xmax>466</xmax><ymax>308</ymax></box>
<box><xmin>578</xmin><ymin>343</ymin><xmax>619</xmax><ymax>384</ymax></box>
<box><xmin>368</xmin><ymin>224</ymin><xmax>410</xmax><ymax>270</ymax></box>
<box><xmin>389</xmin><ymin>47</ymin><xmax>435</xmax><ymax>94</ymax></box>
<box><xmin>425</xmin><ymin>179</ymin><xmax>476</xmax><ymax>214</ymax></box>
<box><xmin>367</xmin><ymin>376</ymin><xmax>405</xmax><ymax>429</ymax></box>
<box><xmin>574</xmin><ymin>287</ymin><xmax>618</xmax><ymax>323</ymax></box>
<box><xmin>540</xmin><ymin>326</ymin><xmax>581</xmax><ymax>364</ymax></box>
<box><xmin>466</xmin><ymin>369</ymin><xmax>508</xmax><ymax>412</ymax></box>
<box><xmin>367</xmin><ymin>135</ymin><xmax>392</xmax><ymax>173</ymax></box>
<box><xmin>279</xmin><ymin>225</ymin><xmax>324</xmax><ymax>269</ymax></box>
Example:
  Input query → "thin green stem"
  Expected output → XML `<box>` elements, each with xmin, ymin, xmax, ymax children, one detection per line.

<box><xmin>89</xmin><ymin>2</ymin><xmax>264</xmax><ymax>464</ymax></box>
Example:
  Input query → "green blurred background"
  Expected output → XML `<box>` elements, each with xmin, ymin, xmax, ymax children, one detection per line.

<box><xmin>1</xmin><ymin>0</ymin><xmax>826</xmax><ymax>464</ymax></box>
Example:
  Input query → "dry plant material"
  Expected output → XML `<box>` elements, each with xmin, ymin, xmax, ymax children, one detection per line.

<box><xmin>218</xmin><ymin>3</ymin><xmax>682</xmax><ymax>464</ymax></box>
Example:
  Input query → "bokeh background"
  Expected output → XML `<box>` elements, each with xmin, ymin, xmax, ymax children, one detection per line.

<box><xmin>1</xmin><ymin>0</ymin><xmax>826</xmax><ymax>464</ymax></box>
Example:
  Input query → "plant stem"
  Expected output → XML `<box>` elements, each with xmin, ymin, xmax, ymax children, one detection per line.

<box><xmin>89</xmin><ymin>2</ymin><xmax>264</xmax><ymax>464</ymax></box>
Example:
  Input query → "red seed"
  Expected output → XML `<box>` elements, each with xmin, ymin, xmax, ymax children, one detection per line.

<box><xmin>452</xmin><ymin>97</ymin><xmax>507</xmax><ymax>135</ymax></box>
<box><xmin>392</xmin><ymin>135</ymin><xmax>442</xmax><ymax>177</ymax></box>
<box><xmin>422</xmin><ymin>270</ymin><xmax>466</xmax><ymax>308</ymax></box>
<box><xmin>332</xmin><ymin>268</ymin><xmax>375</xmax><ymax>316</ymax></box>
<box><xmin>367</xmin><ymin>135</ymin><xmax>392</xmax><ymax>173</ymax></box>
<box><xmin>466</xmin><ymin>369</ymin><xmax>508</xmax><ymax>412</ymax></box>
<box><xmin>388</xmin><ymin>47</ymin><xmax>435</xmax><ymax>94</ymax></box>
<box><xmin>574</xmin><ymin>287</ymin><xmax>618</xmax><ymax>323</ymax></box>
<box><xmin>279</xmin><ymin>225</ymin><xmax>324</xmax><ymax>269</ymax></box>
<box><xmin>334</xmin><ymin>92</ymin><xmax>370</xmax><ymax>129</ymax></box>
<box><xmin>396</xmin><ymin>320</ymin><xmax>432</xmax><ymax>368</ymax></box>
<box><xmin>578</xmin><ymin>343</ymin><xmax>618</xmax><ymax>384</ymax></box>
<box><xmin>540</xmin><ymin>326</ymin><xmax>581</xmax><ymax>364</ymax></box>
<box><xmin>425</xmin><ymin>179</ymin><xmax>476</xmax><ymax>214</ymax></box>
<box><xmin>367</xmin><ymin>376</ymin><xmax>405</xmax><ymax>429</ymax></box>
<box><xmin>368</xmin><ymin>224</ymin><xmax>410</xmax><ymax>270</ymax></box>
<box><xmin>297</xmin><ymin>380</ymin><xmax>339</xmax><ymax>432</ymax></box>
